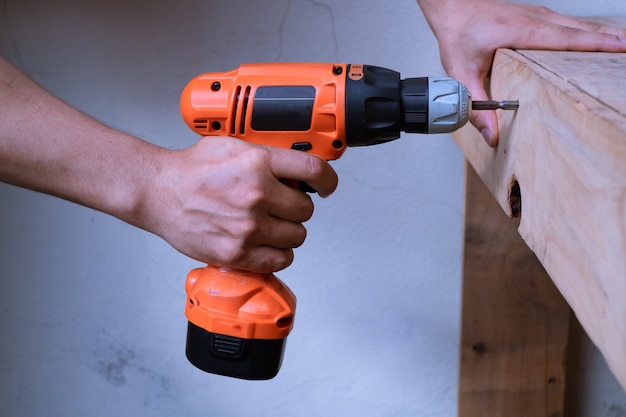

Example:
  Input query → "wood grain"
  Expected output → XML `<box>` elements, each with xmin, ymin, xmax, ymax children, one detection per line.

<box><xmin>459</xmin><ymin>163</ymin><xmax>570</xmax><ymax>417</ymax></box>
<box><xmin>453</xmin><ymin>43</ymin><xmax>626</xmax><ymax>391</ymax></box>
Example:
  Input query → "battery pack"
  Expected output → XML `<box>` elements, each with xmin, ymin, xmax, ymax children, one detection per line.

<box><xmin>184</xmin><ymin>266</ymin><xmax>296</xmax><ymax>379</ymax></box>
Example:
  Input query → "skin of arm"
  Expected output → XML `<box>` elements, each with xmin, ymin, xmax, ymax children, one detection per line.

<box><xmin>416</xmin><ymin>0</ymin><xmax>626</xmax><ymax>146</ymax></box>
<box><xmin>0</xmin><ymin>56</ymin><xmax>338</xmax><ymax>273</ymax></box>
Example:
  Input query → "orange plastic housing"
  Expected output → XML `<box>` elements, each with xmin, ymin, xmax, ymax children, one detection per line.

<box><xmin>185</xmin><ymin>266</ymin><xmax>296</xmax><ymax>340</ymax></box>
<box><xmin>179</xmin><ymin>62</ymin><xmax>348</xmax><ymax>161</ymax></box>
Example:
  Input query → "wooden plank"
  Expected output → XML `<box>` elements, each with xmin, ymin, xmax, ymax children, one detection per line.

<box><xmin>452</xmin><ymin>20</ymin><xmax>626</xmax><ymax>391</ymax></box>
<box><xmin>458</xmin><ymin>162</ymin><xmax>570</xmax><ymax>417</ymax></box>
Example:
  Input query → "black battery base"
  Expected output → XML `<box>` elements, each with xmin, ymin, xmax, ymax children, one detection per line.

<box><xmin>185</xmin><ymin>321</ymin><xmax>287</xmax><ymax>380</ymax></box>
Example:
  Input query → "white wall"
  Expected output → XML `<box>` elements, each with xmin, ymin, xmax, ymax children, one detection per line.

<box><xmin>0</xmin><ymin>0</ymin><xmax>624</xmax><ymax>416</ymax></box>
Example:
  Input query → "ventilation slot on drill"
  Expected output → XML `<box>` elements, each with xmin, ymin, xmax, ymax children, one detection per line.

<box><xmin>240</xmin><ymin>86</ymin><xmax>251</xmax><ymax>135</ymax></box>
<box><xmin>193</xmin><ymin>119</ymin><xmax>209</xmax><ymax>131</ymax></box>
<box><xmin>230</xmin><ymin>85</ymin><xmax>251</xmax><ymax>135</ymax></box>
<box><xmin>230</xmin><ymin>86</ymin><xmax>241</xmax><ymax>135</ymax></box>
<box><xmin>210</xmin><ymin>334</ymin><xmax>244</xmax><ymax>358</ymax></box>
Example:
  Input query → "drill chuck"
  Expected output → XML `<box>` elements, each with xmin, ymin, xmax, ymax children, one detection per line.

<box><xmin>344</xmin><ymin>65</ymin><xmax>470</xmax><ymax>147</ymax></box>
<box><xmin>426</xmin><ymin>78</ymin><xmax>471</xmax><ymax>133</ymax></box>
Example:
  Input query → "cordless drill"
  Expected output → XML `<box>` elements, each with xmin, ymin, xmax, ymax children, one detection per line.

<box><xmin>179</xmin><ymin>63</ymin><xmax>517</xmax><ymax>380</ymax></box>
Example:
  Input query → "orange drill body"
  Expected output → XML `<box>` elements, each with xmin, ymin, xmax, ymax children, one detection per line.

<box><xmin>181</xmin><ymin>63</ymin><xmax>354</xmax><ymax>380</ymax></box>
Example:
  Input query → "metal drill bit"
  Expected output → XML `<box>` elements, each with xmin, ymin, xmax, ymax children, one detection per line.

<box><xmin>472</xmin><ymin>100</ymin><xmax>519</xmax><ymax>110</ymax></box>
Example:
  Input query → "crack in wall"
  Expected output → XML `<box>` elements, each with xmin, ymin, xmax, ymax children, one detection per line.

<box><xmin>277</xmin><ymin>0</ymin><xmax>339</xmax><ymax>61</ymax></box>
<box><xmin>307</xmin><ymin>0</ymin><xmax>339</xmax><ymax>61</ymax></box>
<box><xmin>276</xmin><ymin>0</ymin><xmax>291</xmax><ymax>61</ymax></box>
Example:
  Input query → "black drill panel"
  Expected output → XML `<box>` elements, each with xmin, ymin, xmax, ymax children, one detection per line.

<box><xmin>345</xmin><ymin>65</ymin><xmax>402</xmax><ymax>147</ymax></box>
<box><xmin>186</xmin><ymin>321</ymin><xmax>286</xmax><ymax>380</ymax></box>
<box><xmin>251</xmin><ymin>86</ymin><xmax>315</xmax><ymax>131</ymax></box>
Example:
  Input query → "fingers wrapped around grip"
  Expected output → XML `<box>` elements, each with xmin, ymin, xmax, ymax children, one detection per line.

<box><xmin>148</xmin><ymin>136</ymin><xmax>338</xmax><ymax>274</ymax></box>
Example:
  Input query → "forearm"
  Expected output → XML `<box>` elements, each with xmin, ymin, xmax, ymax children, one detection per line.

<box><xmin>0</xmin><ymin>56</ymin><xmax>161</xmax><ymax>228</ymax></box>
<box><xmin>0</xmin><ymin>56</ymin><xmax>339</xmax><ymax>271</ymax></box>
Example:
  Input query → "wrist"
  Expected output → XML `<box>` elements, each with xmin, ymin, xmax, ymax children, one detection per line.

<box><xmin>115</xmin><ymin>139</ymin><xmax>170</xmax><ymax>237</ymax></box>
